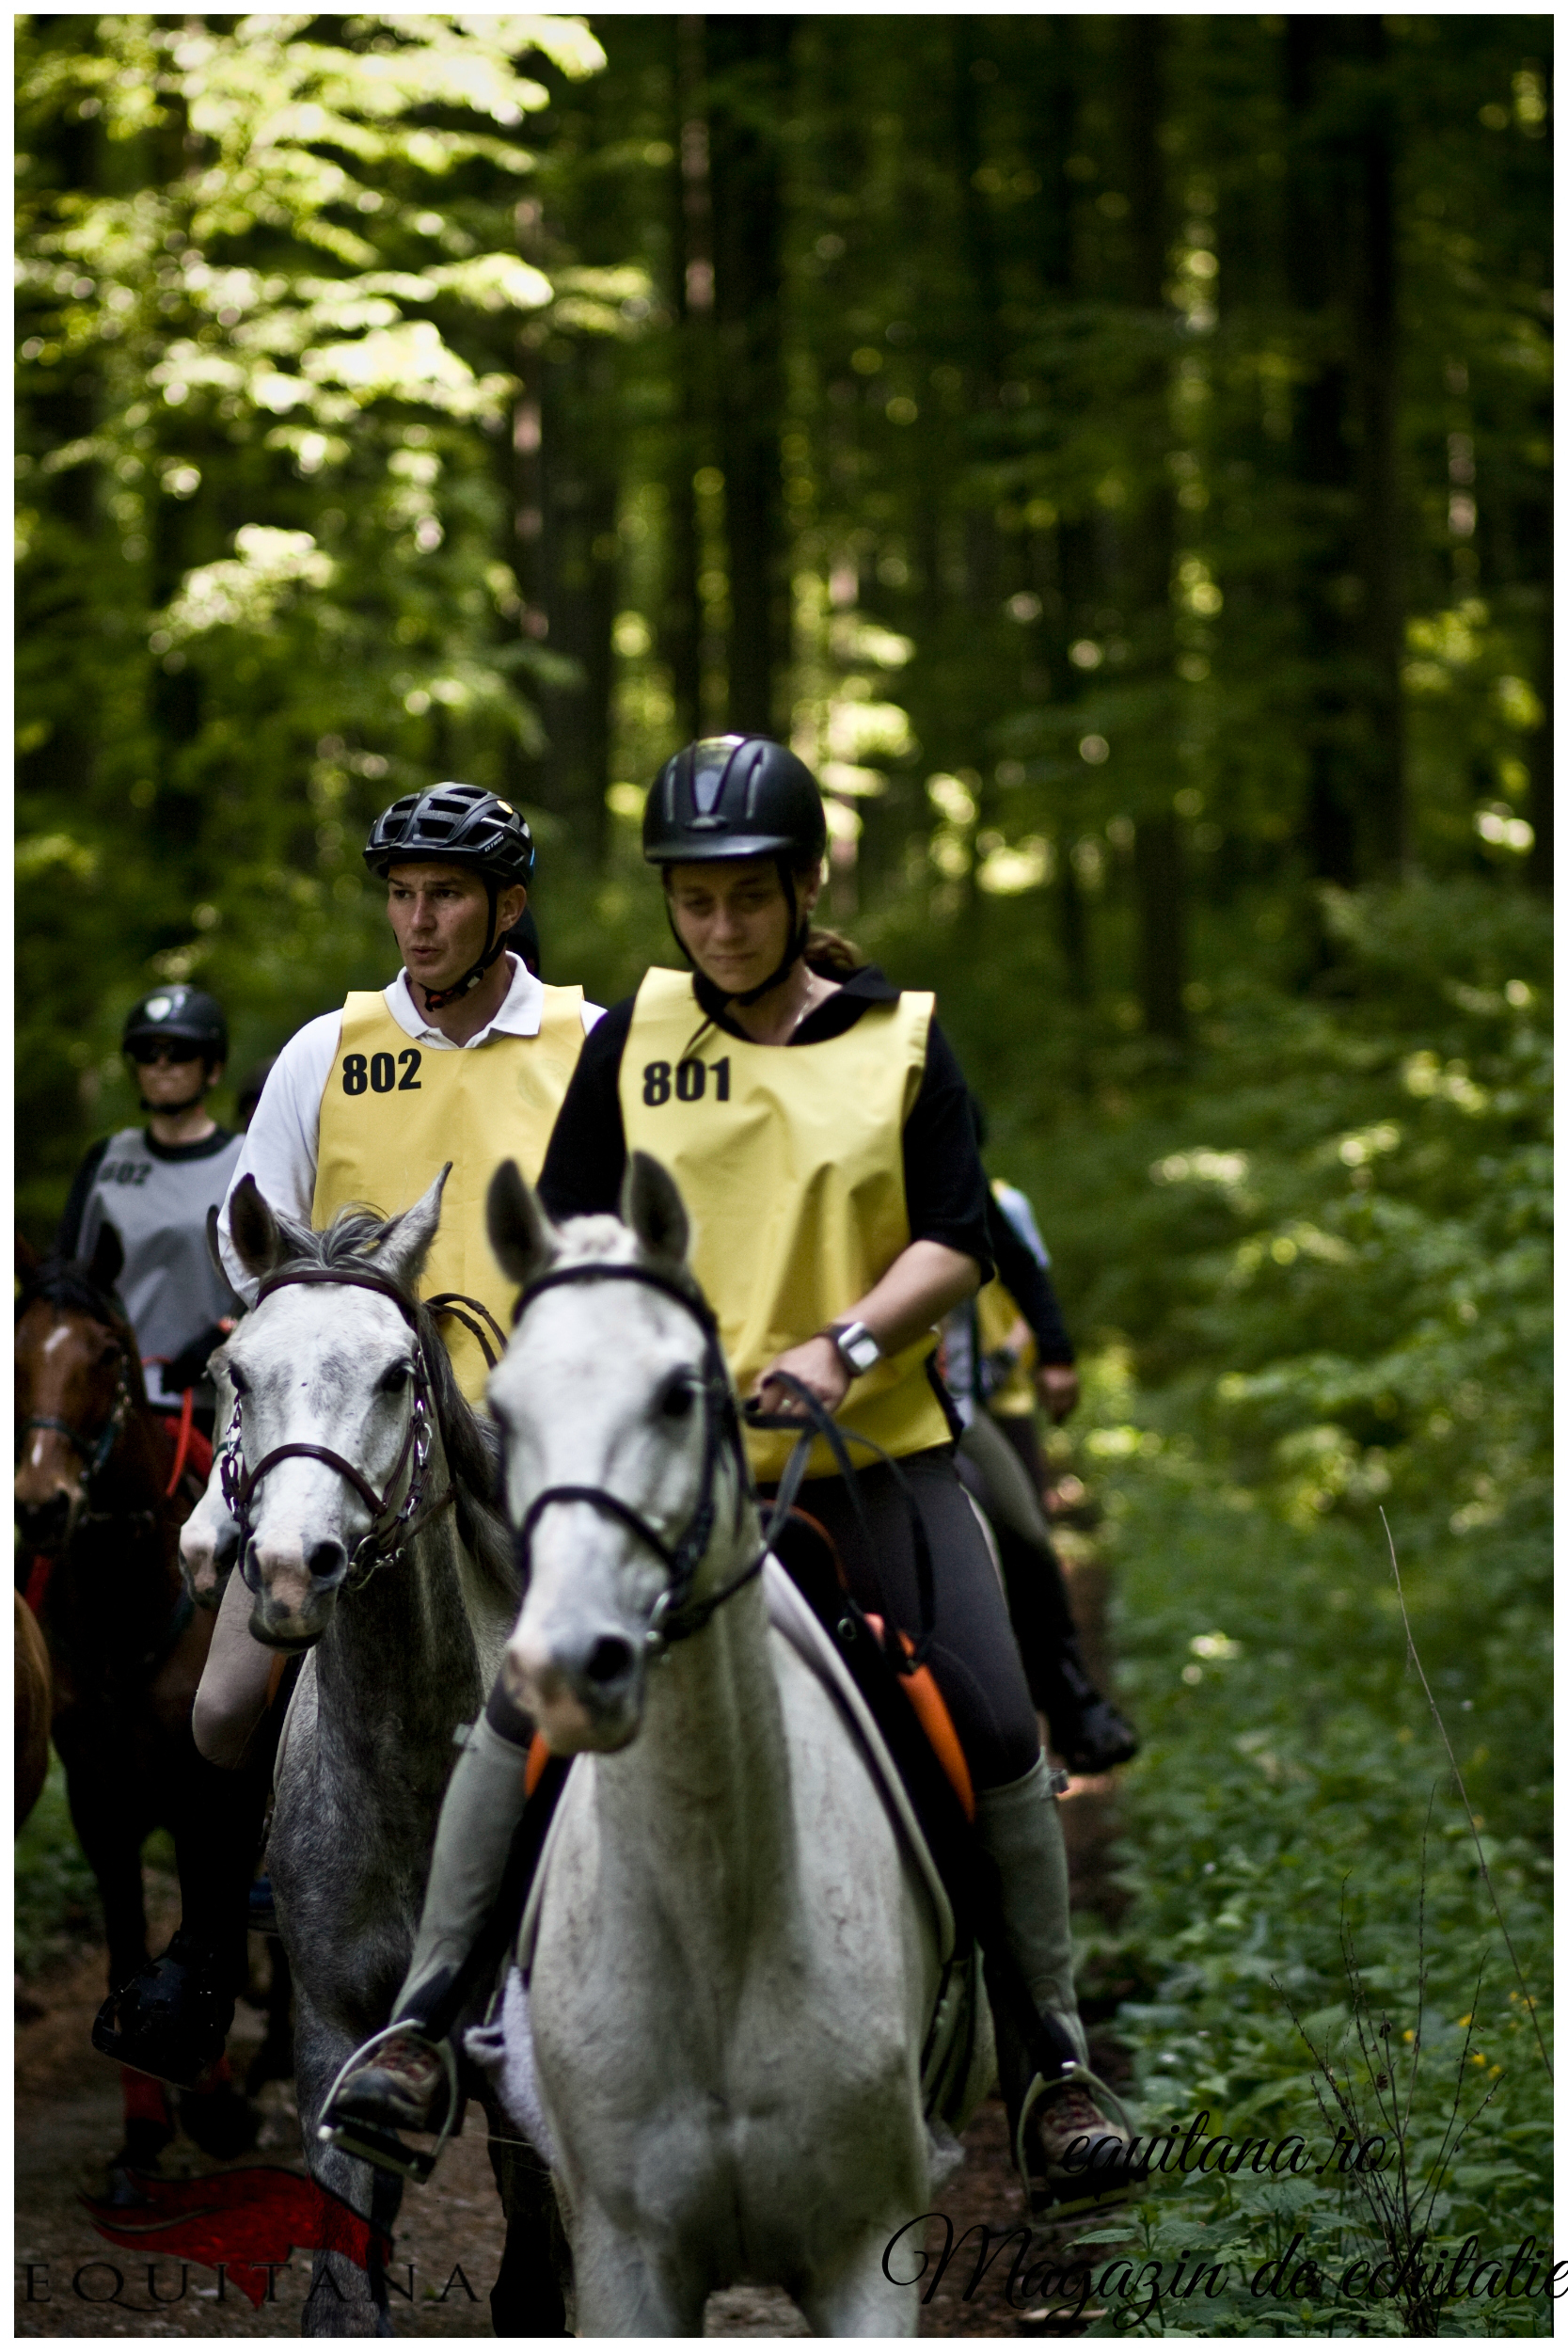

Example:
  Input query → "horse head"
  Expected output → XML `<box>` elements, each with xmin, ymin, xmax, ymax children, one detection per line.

<box><xmin>15</xmin><ymin>1222</ymin><xmax>135</xmax><ymax>1556</ymax></box>
<box><xmin>487</xmin><ymin>1152</ymin><xmax>752</xmax><ymax>1754</ymax></box>
<box><xmin>221</xmin><ymin>1169</ymin><xmax>450</xmax><ymax>1650</ymax></box>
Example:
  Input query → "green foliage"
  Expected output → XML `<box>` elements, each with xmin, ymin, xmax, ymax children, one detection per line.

<box><xmin>15</xmin><ymin>1756</ymin><xmax>103</xmax><ymax>1976</ymax></box>
<box><xmin>902</xmin><ymin>875</ymin><xmax>1553</xmax><ymax>2337</ymax></box>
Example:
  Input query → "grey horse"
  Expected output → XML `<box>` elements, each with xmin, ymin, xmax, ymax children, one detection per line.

<box><xmin>218</xmin><ymin>1170</ymin><xmax>562</xmax><ymax>2336</ymax></box>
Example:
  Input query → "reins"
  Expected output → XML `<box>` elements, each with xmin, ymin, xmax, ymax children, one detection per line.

<box><xmin>505</xmin><ymin>1260</ymin><xmax>938</xmax><ymax>1664</ymax></box>
<box><xmin>222</xmin><ymin>1263</ymin><xmax>455</xmax><ymax>1595</ymax></box>
<box><xmin>509</xmin><ymin>1260</ymin><xmax>762</xmax><ymax>1653</ymax></box>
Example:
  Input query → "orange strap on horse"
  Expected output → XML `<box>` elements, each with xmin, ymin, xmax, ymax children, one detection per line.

<box><xmin>525</xmin><ymin>1730</ymin><xmax>552</xmax><ymax>1799</ymax></box>
<box><xmin>863</xmin><ymin>1613</ymin><xmax>975</xmax><ymax>1823</ymax></box>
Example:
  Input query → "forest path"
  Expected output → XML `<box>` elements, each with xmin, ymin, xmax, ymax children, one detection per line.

<box><xmin>14</xmin><ymin>1553</ymin><xmax>1130</xmax><ymax>2341</ymax></box>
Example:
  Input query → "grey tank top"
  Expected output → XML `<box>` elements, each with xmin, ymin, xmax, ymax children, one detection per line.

<box><xmin>77</xmin><ymin>1127</ymin><xmax>246</xmax><ymax>1408</ymax></box>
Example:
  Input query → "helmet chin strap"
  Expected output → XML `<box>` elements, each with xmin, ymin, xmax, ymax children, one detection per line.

<box><xmin>668</xmin><ymin>860</ymin><xmax>811</xmax><ymax>1011</ymax></box>
<box><xmin>137</xmin><ymin>1064</ymin><xmax>214</xmax><ymax>1118</ymax></box>
<box><xmin>420</xmin><ymin>880</ymin><xmax>507</xmax><ymax>1012</ymax></box>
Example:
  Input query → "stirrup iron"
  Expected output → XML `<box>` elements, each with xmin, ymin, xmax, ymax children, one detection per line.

<box><xmin>317</xmin><ymin>2023</ymin><xmax>460</xmax><ymax>2186</ymax></box>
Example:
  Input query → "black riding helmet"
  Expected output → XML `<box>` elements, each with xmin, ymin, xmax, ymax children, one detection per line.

<box><xmin>642</xmin><ymin>737</ymin><xmax>828</xmax><ymax>1005</ymax></box>
<box><xmin>364</xmin><ymin>784</ymin><xmax>535</xmax><ymax>1009</ymax></box>
<box><xmin>123</xmin><ymin>986</ymin><xmax>229</xmax><ymax>1064</ymax></box>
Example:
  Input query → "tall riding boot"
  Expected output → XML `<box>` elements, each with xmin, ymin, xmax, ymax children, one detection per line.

<box><xmin>991</xmin><ymin>1518</ymin><xmax>1138</xmax><ymax>1774</ymax></box>
<box><xmin>1034</xmin><ymin>1624</ymin><xmax>1139</xmax><ymax>1777</ymax></box>
<box><xmin>92</xmin><ymin>1740</ymin><xmax>269</xmax><ymax>2099</ymax></box>
<box><xmin>976</xmin><ymin>1755</ymin><xmax>1140</xmax><ymax>2214</ymax></box>
<box><xmin>329</xmin><ymin>1692</ymin><xmax>531</xmax><ymax>2136</ymax></box>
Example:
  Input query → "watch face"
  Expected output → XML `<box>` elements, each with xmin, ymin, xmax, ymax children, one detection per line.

<box><xmin>843</xmin><ymin>1327</ymin><xmax>879</xmax><ymax>1373</ymax></box>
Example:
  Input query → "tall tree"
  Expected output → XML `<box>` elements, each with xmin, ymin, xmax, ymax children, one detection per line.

<box><xmin>706</xmin><ymin>16</ymin><xmax>794</xmax><ymax>734</ymax></box>
<box><xmin>1121</xmin><ymin>18</ymin><xmax>1188</xmax><ymax>1044</ymax></box>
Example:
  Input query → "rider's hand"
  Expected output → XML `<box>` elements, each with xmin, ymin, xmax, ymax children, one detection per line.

<box><xmin>1036</xmin><ymin>1363</ymin><xmax>1080</xmax><ymax>1423</ymax></box>
<box><xmin>751</xmin><ymin>1335</ymin><xmax>849</xmax><ymax>1420</ymax></box>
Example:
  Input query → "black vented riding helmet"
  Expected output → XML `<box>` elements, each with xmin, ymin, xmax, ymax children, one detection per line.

<box><xmin>643</xmin><ymin>738</ymin><xmax>828</xmax><ymax>1004</ymax></box>
<box><xmin>363</xmin><ymin>783</ymin><xmax>534</xmax><ymax>887</ymax></box>
<box><xmin>642</xmin><ymin>737</ymin><xmax>827</xmax><ymax>868</ymax></box>
<box><xmin>364</xmin><ymin>784</ymin><xmax>534</xmax><ymax>1009</ymax></box>
<box><xmin>123</xmin><ymin>985</ymin><xmax>229</xmax><ymax>1064</ymax></box>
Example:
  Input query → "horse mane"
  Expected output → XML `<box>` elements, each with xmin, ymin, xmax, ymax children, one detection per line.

<box><xmin>16</xmin><ymin>1256</ymin><xmax>152</xmax><ymax>1409</ymax></box>
<box><xmin>258</xmin><ymin>1205</ymin><xmax>519</xmax><ymax>1609</ymax></box>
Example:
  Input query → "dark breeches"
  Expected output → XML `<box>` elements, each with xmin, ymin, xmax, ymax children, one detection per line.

<box><xmin>779</xmin><ymin>1445</ymin><xmax>1041</xmax><ymax>1790</ymax></box>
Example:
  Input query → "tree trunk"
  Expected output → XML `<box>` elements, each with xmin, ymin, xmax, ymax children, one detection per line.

<box><xmin>1526</xmin><ymin>605</ymin><xmax>1552</xmax><ymax>894</ymax></box>
<box><xmin>1285</xmin><ymin>17</ymin><xmax>1407</xmax><ymax>891</ymax></box>
<box><xmin>662</xmin><ymin>16</ymin><xmax>708</xmax><ymax>745</ymax></box>
<box><xmin>706</xmin><ymin>17</ymin><xmax>793</xmax><ymax>736</ymax></box>
<box><xmin>1122</xmin><ymin>19</ymin><xmax>1186</xmax><ymax>1046</ymax></box>
<box><xmin>1351</xmin><ymin>16</ymin><xmax>1406</xmax><ymax>874</ymax></box>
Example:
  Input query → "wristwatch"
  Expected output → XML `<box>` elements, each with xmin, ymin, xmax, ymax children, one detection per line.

<box><xmin>826</xmin><ymin>1319</ymin><xmax>881</xmax><ymax>1377</ymax></box>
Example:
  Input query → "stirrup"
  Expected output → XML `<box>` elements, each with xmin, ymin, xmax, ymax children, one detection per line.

<box><xmin>1013</xmin><ymin>2060</ymin><xmax>1146</xmax><ymax>2218</ymax></box>
<box><xmin>317</xmin><ymin>2023</ymin><xmax>461</xmax><ymax>2186</ymax></box>
<box><xmin>90</xmin><ymin>1934</ymin><xmax>234</xmax><ymax>2091</ymax></box>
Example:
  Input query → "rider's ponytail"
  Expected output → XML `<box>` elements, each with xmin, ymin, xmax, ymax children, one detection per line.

<box><xmin>802</xmin><ymin>925</ymin><xmax>864</xmax><ymax>978</ymax></box>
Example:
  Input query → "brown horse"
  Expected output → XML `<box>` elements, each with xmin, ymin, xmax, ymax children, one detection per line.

<box><xmin>15</xmin><ymin>1226</ymin><xmax>272</xmax><ymax>2187</ymax></box>
<box><xmin>15</xmin><ymin>1588</ymin><xmax>52</xmax><ymax>1832</ymax></box>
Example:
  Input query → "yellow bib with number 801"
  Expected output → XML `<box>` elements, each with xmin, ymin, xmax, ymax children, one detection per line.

<box><xmin>621</xmin><ymin>967</ymin><xmax>953</xmax><ymax>1481</ymax></box>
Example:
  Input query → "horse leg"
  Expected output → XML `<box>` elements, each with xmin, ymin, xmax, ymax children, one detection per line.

<box><xmin>293</xmin><ymin>2002</ymin><xmax>403</xmax><ymax>2339</ymax></box>
<box><xmin>798</xmin><ymin>2228</ymin><xmax>921</xmax><ymax>2338</ymax></box>
<box><xmin>569</xmin><ymin>2193</ymin><xmax>707</xmax><ymax>2339</ymax></box>
<box><xmin>485</xmin><ymin>2122</ymin><xmax>570</xmax><ymax>2335</ymax></box>
<box><xmin>246</xmin><ymin>1934</ymin><xmax>295</xmax><ymax>2096</ymax></box>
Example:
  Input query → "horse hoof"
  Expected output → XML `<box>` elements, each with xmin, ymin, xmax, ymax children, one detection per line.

<box><xmin>179</xmin><ymin>2082</ymin><xmax>262</xmax><ymax>2160</ymax></box>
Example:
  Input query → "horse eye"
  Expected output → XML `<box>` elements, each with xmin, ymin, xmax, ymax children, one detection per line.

<box><xmin>377</xmin><ymin>1361</ymin><xmax>412</xmax><ymax>1395</ymax></box>
<box><xmin>657</xmin><ymin>1374</ymin><xmax>697</xmax><ymax>1422</ymax></box>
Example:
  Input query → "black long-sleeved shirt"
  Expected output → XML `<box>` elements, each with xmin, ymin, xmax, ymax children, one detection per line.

<box><xmin>985</xmin><ymin>1192</ymin><xmax>1075</xmax><ymax>1365</ymax></box>
<box><xmin>538</xmin><ymin>965</ymin><xmax>993</xmax><ymax>1278</ymax></box>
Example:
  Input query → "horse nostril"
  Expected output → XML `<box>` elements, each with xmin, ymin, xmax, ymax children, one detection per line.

<box><xmin>584</xmin><ymin>1635</ymin><xmax>634</xmax><ymax>1689</ymax></box>
<box><xmin>307</xmin><ymin>1540</ymin><xmax>346</xmax><ymax>1586</ymax></box>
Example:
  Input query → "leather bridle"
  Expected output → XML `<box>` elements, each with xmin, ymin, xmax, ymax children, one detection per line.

<box><xmin>16</xmin><ymin>1288</ymin><xmax>138</xmax><ymax>1533</ymax></box>
<box><xmin>508</xmin><ymin>1260</ymin><xmax>763</xmax><ymax>1654</ymax></box>
<box><xmin>221</xmin><ymin>1265</ymin><xmax>452</xmax><ymax>1596</ymax></box>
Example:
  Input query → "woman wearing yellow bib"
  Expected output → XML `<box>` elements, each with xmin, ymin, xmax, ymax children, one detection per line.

<box><xmin>336</xmin><ymin>738</ymin><xmax>1135</xmax><ymax>2214</ymax></box>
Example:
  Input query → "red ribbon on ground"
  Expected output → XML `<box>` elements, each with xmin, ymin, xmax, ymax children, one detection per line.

<box><xmin>82</xmin><ymin>2168</ymin><xmax>391</xmax><ymax>2308</ymax></box>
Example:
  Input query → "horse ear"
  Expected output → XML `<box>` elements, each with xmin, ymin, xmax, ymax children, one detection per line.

<box><xmin>87</xmin><ymin>1217</ymin><xmax>124</xmax><ymax>1295</ymax></box>
<box><xmin>16</xmin><ymin>1231</ymin><xmax>38</xmax><ymax>1284</ymax></box>
<box><xmin>621</xmin><ymin>1151</ymin><xmax>689</xmax><ymax>1268</ymax></box>
<box><xmin>228</xmin><ymin>1174</ymin><xmax>283</xmax><ymax>1280</ymax></box>
<box><xmin>487</xmin><ymin>1158</ymin><xmax>559</xmax><ymax>1290</ymax></box>
<box><xmin>369</xmin><ymin>1163</ymin><xmax>448</xmax><ymax>1291</ymax></box>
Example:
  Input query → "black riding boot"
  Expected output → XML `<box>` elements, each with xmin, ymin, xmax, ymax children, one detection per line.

<box><xmin>93</xmin><ymin>1730</ymin><xmax>270</xmax><ymax>2094</ymax></box>
<box><xmin>990</xmin><ymin>1519</ymin><xmax>1138</xmax><ymax>1773</ymax></box>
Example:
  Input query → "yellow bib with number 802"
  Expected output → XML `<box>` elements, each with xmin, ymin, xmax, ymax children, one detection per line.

<box><xmin>313</xmin><ymin>987</ymin><xmax>585</xmax><ymax>1401</ymax></box>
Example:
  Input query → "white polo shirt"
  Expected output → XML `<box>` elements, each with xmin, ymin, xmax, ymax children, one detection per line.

<box><xmin>219</xmin><ymin>955</ymin><xmax>600</xmax><ymax>1298</ymax></box>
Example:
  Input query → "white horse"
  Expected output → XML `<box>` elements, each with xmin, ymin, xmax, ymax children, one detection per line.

<box><xmin>484</xmin><ymin>1151</ymin><xmax>984</xmax><ymax>2337</ymax></box>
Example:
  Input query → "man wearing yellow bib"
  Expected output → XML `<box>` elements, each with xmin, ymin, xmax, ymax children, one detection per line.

<box><xmin>339</xmin><ymin>739</ymin><xmax>1136</xmax><ymax>2216</ymax></box>
<box><xmin>215</xmin><ymin>784</ymin><xmax>596</xmax><ymax>1398</ymax></box>
<box><xmin>196</xmin><ymin>784</ymin><xmax>597</xmax><ymax>1755</ymax></box>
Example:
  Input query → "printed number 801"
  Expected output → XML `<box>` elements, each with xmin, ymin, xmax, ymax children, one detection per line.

<box><xmin>642</xmin><ymin>1057</ymin><xmax>730</xmax><ymax>1106</ymax></box>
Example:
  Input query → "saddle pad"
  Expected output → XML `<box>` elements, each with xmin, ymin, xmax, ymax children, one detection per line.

<box><xmin>514</xmin><ymin>1554</ymin><xmax>957</xmax><ymax>1976</ymax></box>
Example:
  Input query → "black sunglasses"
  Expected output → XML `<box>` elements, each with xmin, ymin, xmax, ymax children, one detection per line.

<box><xmin>127</xmin><ymin>1041</ymin><xmax>204</xmax><ymax>1067</ymax></box>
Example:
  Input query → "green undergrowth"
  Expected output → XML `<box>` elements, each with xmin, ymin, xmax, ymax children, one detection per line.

<box><xmin>936</xmin><ymin>879</ymin><xmax>1558</xmax><ymax>2336</ymax></box>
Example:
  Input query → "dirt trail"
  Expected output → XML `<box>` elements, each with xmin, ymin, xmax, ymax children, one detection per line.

<box><xmin>14</xmin><ymin>1549</ymin><xmax>1132</xmax><ymax>2340</ymax></box>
